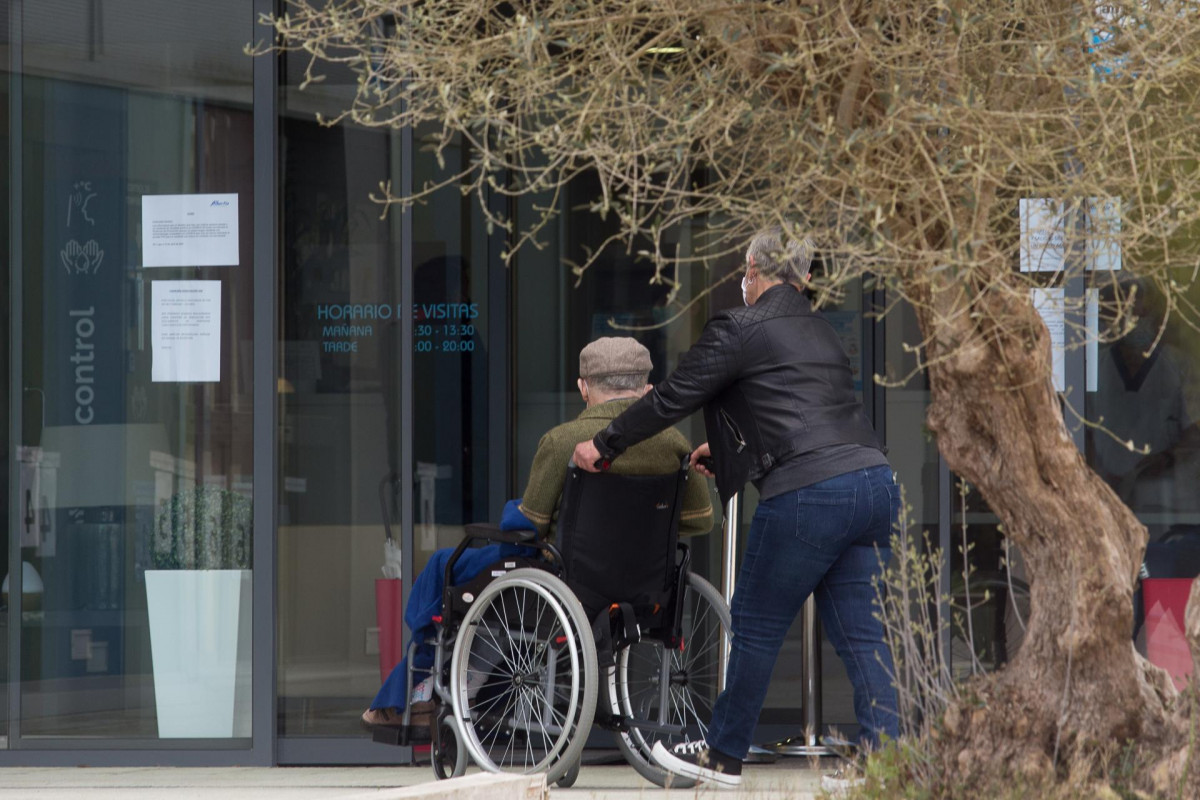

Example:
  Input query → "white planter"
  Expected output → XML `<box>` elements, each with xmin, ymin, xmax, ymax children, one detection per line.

<box><xmin>145</xmin><ymin>569</ymin><xmax>252</xmax><ymax>738</ymax></box>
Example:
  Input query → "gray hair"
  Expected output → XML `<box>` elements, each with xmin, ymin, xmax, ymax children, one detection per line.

<box><xmin>588</xmin><ymin>372</ymin><xmax>649</xmax><ymax>392</ymax></box>
<box><xmin>746</xmin><ymin>227</ymin><xmax>815</xmax><ymax>284</ymax></box>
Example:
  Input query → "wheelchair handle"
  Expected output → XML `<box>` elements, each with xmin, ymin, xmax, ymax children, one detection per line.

<box><xmin>567</xmin><ymin>458</ymin><xmax>610</xmax><ymax>471</ymax></box>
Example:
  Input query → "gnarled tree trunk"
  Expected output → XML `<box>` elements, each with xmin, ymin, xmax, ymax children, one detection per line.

<box><xmin>911</xmin><ymin>274</ymin><xmax>1195</xmax><ymax>794</ymax></box>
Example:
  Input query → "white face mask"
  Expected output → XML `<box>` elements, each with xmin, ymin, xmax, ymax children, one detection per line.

<box><xmin>741</xmin><ymin>273</ymin><xmax>753</xmax><ymax>306</ymax></box>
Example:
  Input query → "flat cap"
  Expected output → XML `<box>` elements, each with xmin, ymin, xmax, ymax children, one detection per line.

<box><xmin>579</xmin><ymin>337</ymin><xmax>653</xmax><ymax>379</ymax></box>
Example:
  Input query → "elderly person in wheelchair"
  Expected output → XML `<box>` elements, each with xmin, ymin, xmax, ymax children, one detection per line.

<box><xmin>363</xmin><ymin>337</ymin><xmax>717</xmax><ymax>783</ymax></box>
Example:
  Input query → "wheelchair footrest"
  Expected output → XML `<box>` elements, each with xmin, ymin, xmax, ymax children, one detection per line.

<box><xmin>596</xmin><ymin>717</ymin><xmax>627</xmax><ymax>733</ymax></box>
<box><xmin>618</xmin><ymin>718</ymin><xmax>686</xmax><ymax>737</ymax></box>
<box><xmin>371</xmin><ymin>724</ymin><xmax>432</xmax><ymax>747</ymax></box>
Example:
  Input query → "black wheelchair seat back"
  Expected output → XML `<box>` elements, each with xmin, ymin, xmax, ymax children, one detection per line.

<box><xmin>554</xmin><ymin>458</ymin><xmax>690</xmax><ymax>621</ymax></box>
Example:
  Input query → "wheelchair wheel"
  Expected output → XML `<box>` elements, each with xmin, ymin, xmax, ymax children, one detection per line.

<box><xmin>611</xmin><ymin>572</ymin><xmax>730</xmax><ymax>788</ymax></box>
<box><xmin>556</xmin><ymin>756</ymin><xmax>581</xmax><ymax>788</ymax></box>
<box><xmin>450</xmin><ymin>568</ymin><xmax>598</xmax><ymax>784</ymax></box>
<box><xmin>431</xmin><ymin>708</ymin><xmax>467</xmax><ymax>780</ymax></box>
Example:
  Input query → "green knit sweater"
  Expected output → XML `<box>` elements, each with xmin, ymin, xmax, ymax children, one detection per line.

<box><xmin>518</xmin><ymin>398</ymin><xmax>715</xmax><ymax>541</ymax></box>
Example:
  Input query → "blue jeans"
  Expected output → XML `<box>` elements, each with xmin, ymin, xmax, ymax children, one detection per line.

<box><xmin>706</xmin><ymin>465</ymin><xmax>901</xmax><ymax>759</ymax></box>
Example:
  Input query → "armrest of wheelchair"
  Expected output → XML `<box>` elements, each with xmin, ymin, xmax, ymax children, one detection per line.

<box><xmin>444</xmin><ymin>524</ymin><xmax>539</xmax><ymax>607</ymax></box>
<box><xmin>464</xmin><ymin>522</ymin><xmax>537</xmax><ymax>545</ymax></box>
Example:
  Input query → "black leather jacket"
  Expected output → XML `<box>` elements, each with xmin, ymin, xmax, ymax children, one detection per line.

<box><xmin>593</xmin><ymin>284</ymin><xmax>883</xmax><ymax>505</ymax></box>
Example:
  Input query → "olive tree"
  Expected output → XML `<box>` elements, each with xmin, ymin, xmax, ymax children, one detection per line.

<box><xmin>263</xmin><ymin>0</ymin><xmax>1200</xmax><ymax>792</ymax></box>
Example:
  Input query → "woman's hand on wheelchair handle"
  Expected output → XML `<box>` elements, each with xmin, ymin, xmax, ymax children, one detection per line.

<box><xmin>573</xmin><ymin>440</ymin><xmax>607</xmax><ymax>472</ymax></box>
<box><xmin>690</xmin><ymin>442</ymin><xmax>715</xmax><ymax>478</ymax></box>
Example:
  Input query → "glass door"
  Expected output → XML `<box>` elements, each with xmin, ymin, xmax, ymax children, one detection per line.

<box><xmin>276</xmin><ymin>63</ymin><xmax>505</xmax><ymax>758</ymax></box>
<box><xmin>2</xmin><ymin>0</ymin><xmax>12</xmax><ymax>746</ymax></box>
<box><xmin>7</xmin><ymin>0</ymin><xmax>255</xmax><ymax>746</ymax></box>
<box><xmin>276</xmin><ymin>72</ymin><xmax>406</xmax><ymax>740</ymax></box>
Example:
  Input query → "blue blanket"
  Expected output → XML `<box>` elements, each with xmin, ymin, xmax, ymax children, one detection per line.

<box><xmin>370</xmin><ymin>502</ymin><xmax>536</xmax><ymax>711</ymax></box>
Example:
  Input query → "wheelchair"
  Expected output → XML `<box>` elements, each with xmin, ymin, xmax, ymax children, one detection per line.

<box><xmin>402</xmin><ymin>457</ymin><xmax>731</xmax><ymax>788</ymax></box>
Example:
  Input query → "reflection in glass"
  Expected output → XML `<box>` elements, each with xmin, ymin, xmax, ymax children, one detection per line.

<box><xmin>277</xmin><ymin>105</ymin><xmax>402</xmax><ymax>735</ymax></box>
<box><xmin>946</xmin><ymin>481</ymin><xmax>1029</xmax><ymax>680</ymax></box>
<box><xmin>1088</xmin><ymin>281</ymin><xmax>1200</xmax><ymax>529</ymax></box>
<box><xmin>1086</xmin><ymin>280</ymin><xmax>1200</xmax><ymax>676</ymax></box>
<box><xmin>409</xmin><ymin>126</ymin><xmax>491</xmax><ymax>574</ymax></box>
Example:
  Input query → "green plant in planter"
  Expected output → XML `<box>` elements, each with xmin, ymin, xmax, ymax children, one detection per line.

<box><xmin>152</xmin><ymin>486</ymin><xmax>252</xmax><ymax>570</ymax></box>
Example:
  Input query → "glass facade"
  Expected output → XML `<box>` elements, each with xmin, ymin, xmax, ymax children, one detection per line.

<box><xmin>0</xmin><ymin>0</ymin><xmax>1194</xmax><ymax>765</ymax></box>
<box><xmin>5</xmin><ymin>0</ymin><xmax>256</xmax><ymax>749</ymax></box>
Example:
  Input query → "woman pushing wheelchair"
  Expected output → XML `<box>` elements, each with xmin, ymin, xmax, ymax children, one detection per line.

<box><xmin>574</xmin><ymin>227</ymin><xmax>901</xmax><ymax>789</ymax></box>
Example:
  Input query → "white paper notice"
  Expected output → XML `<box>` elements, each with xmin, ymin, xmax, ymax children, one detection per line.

<box><xmin>1086</xmin><ymin>198</ymin><xmax>1122</xmax><ymax>272</ymax></box>
<box><xmin>1020</xmin><ymin>196</ymin><xmax>1121</xmax><ymax>273</ymax></box>
<box><xmin>1031</xmin><ymin>287</ymin><xmax>1066</xmax><ymax>392</ymax></box>
<box><xmin>1020</xmin><ymin>198</ymin><xmax>1067</xmax><ymax>273</ymax></box>
<box><xmin>152</xmin><ymin>281</ymin><xmax>221</xmax><ymax>383</ymax></box>
<box><xmin>142</xmin><ymin>194</ymin><xmax>239</xmax><ymax>268</ymax></box>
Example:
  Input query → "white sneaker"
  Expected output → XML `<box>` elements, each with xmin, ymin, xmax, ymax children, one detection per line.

<box><xmin>820</xmin><ymin>766</ymin><xmax>865</xmax><ymax>795</ymax></box>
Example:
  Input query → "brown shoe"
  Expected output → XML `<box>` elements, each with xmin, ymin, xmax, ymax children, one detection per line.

<box><xmin>407</xmin><ymin>700</ymin><xmax>435</xmax><ymax>729</ymax></box>
<box><xmin>361</xmin><ymin>707</ymin><xmax>405</xmax><ymax>729</ymax></box>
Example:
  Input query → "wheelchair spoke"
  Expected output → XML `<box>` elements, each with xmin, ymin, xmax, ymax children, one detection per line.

<box><xmin>477</xmin><ymin>622</ymin><xmax>519</xmax><ymax>678</ymax></box>
<box><xmin>482</xmin><ymin>614</ymin><xmax>511</xmax><ymax>676</ymax></box>
<box><xmin>526</xmin><ymin>591</ymin><xmax>551</xmax><ymax>669</ymax></box>
<box><xmin>669</xmin><ymin>690</ymin><xmax>688</xmax><ymax>731</ymax></box>
<box><xmin>684</xmin><ymin>681</ymin><xmax>718</xmax><ymax>703</ymax></box>
<box><xmin>680</xmin><ymin>682</ymin><xmax>713</xmax><ymax>718</ymax></box>
<box><xmin>477</xmin><ymin>713</ymin><xmax>511</xmax><ymax>753</ymax></box>
<box><xmin>680</xmin><ymin>643</ymin><xmax>720</xmax><ymax>675</ymax></box>
<box><xmin>474</xmin><ymin>625</ymin><xmax>508</xmax><ymax>665</ymax></box>
<box><xmin>468</xmin><ymin>682</ymin><xmax>512</xmax><ymax>721</ymax></box>
<box><xmin>523</xmin><ymin>588</ymin><xmax>546</xmax><ymax>674</ymax></box>
<box><xmin>687</xmin><ymin>597</ymin><xmax>715</xmax><ymax>634</ymax></box>
<box><xmin>511</xmin><ymin>590</ymin><xmax>538</xmax><ymax>676</ymax></box>
<box><xmin>540</xmin><ymin>687</ymin><xmax>570</xmax><ymax>731</ymax></box>
<box><xmin>465</xmin><ymin>664</ymin><xmax>507</xmax><ymax>685</ymax></box>
<box><xmin>686</xmin><ymin>681</ymin><xmax>718</xmax><ymax>709</ymax></box>
<box><xmin>513</xmin><ymin>588</ymin><xmax>530</xmax><ymax>673</ymax></box>
<box><xmin>480</xmin><ymin>686</ymin><xmax>518</xmax><ymax>729</ymax></box>
<box><xmin>683</xmin><ymin>667</ymin><xmax>719</xmax><ymax>685</ymax></box>
<box><xmin>495</xmin><ymin>707</ymin><xmax>520</xmax><ymax>767</ymax></box>
<box><xmin>624</xmin><ymin>682</ymin><xmax>659</xmax><ymax>710</ymax></box>
<box><xmin>525</xmin><ymin>688</ymin><xmax>546</xmax><ymax>766</ymax></box>
<box><xmin>501</xmin><ymin>590</ymin><xmax>529</xmax><ymax>676</ymax></box>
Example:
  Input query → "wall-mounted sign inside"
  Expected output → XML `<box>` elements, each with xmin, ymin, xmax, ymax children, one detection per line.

<box><xmin>314</xmin><ymin>303</ymin><xmax>480</xmax><ymax>354</ymax></box>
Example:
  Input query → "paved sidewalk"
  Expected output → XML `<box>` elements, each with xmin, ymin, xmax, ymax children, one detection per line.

<box><xmin>0</xmin><ymin>763</ymin><xmax>824</xmax><ymax>799</ymax></box>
